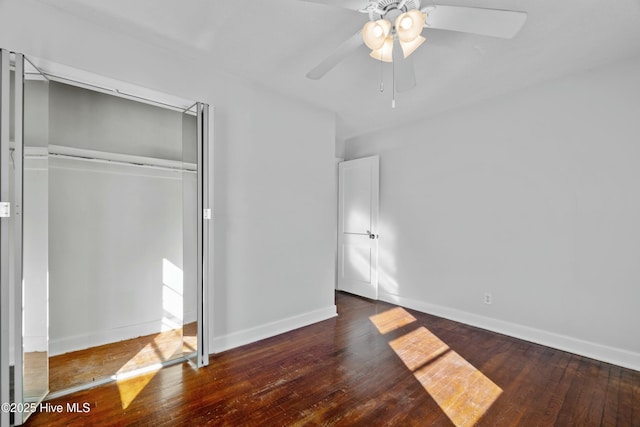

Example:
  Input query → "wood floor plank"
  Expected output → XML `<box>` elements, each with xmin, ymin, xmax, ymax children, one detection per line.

<box><xmin>24</xmin><ymin>292</ymin><xmax>639</xmax><ymax>427</ymax></box>
<box><xmin>601</xmin><ymin>365</ymin><xmax>622</xmax><ymax>426</ymax></box>
<box><xmin>555</xmin><ymin>356</ymin><xmax>591</xmax><ymax>426</ymax></box>
<box><xmin>617</xmin><ymin>367</ymin><xmax>638</xmax><ymax>426</ymax></box>
<box><xmin>516</xmin><ymin>347</ymin><xmax>572</xmax><ymax>424</ymax></box>
<box><xmin>564</xmin><ymin>360</ymin><xmax>606</xmax><ymax>427</ymax></box>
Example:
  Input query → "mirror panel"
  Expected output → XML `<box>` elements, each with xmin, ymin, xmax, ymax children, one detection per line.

<box><xmin>22</xmin><ymin>57</ymin><xmax>50</xmax><ymax>410</ymax></box>
<box><xmin>182</xmin><ymin>104</ymin><xmax>198</xmax><ymax>360</ymax></box>
<box><xmin>45</xmin><ymin>81</ymin><xmax>188</xmax><ymax>391</ymax></box>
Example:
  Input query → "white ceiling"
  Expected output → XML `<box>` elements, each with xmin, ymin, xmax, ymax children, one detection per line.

<box><xmin>36</xmin><ymin>0</ymin><xmax>640</xmax><ymax>141</ymax></box>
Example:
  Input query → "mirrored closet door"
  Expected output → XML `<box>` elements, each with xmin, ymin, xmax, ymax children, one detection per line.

<box><xmin>22</xmin><ymin>53</ymin><xmax>50</xmax><ymax>420</ymax></box>
<box><xmin>182</xmin><ymin>102</ymin><xmax>209</xmax><ymax>367</ymax></box>
<box><xmin>1</xmin><ymin>49</ymin><xmax>50</xmax><ymax>426</ymax></box>
<box><xmin>1</xmin><ymin>49</ymin><xmax>209</xmax><ymax>425</ymax></box>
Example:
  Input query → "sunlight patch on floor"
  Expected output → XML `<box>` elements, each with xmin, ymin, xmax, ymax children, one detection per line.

<box><xmin>116</xmin><ymin>368</ymin><xmax>160</xmax><ymax>409</ymax></box>
<box><xmin>116</xmin><ymin>330</ymin><xmax>183</xmax><ymax>409</ymax></box>
<box><xmin>414</xmin><ymin>350</ymin><xmax>502</xmax><ymax>427</ymax></box>
<box><xmin>369</xmin><ymin>307</ymin><xmax>417</xmax><ymax>334</ymax></box>
<box><xmin>389</xmin><ymin>326</ymin><xmax>449</xmax><ymax>370</ymax></box>
<box><xmin>372</xmin><ymin>308</ymin><xmax>502</xmax><ymax>427</ymax></box>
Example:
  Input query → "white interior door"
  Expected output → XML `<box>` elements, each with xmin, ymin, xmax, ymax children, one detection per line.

<box><xmin>337</xmin><ymin>156</ymin><xmax>379</xmax><ymax>299</ymax></box>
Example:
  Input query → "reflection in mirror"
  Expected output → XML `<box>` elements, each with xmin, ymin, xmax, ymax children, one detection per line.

<box><xmin>22</xmin><ymin>58</ymin><xmax>50</xmax><ymax>408</ymax></box>
<box><xmin>182</xmin><ymin>105</ymin><xmax>198</xmax><ymax>360</ymax></box>
<box><xmin>40</xmin><ymin>81</ymin><xmax>190</xmax><ymax>395</ymax></box>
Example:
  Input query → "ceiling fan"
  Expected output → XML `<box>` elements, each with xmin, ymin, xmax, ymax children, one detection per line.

<box><xmin>304</xmin><ymin>0</ymin><xmax>527</xmax><ymax>93</ymax></box>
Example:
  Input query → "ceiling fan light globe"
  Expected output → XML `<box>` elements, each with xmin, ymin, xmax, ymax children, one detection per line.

<box><xmin>362</xmin><ymin>19</ymin><xmax>391</xmax><ymax>50</ymax></box>
<box><xmin>395</xmin><ymin>9</ymin><xmax>426</xmax><ymax>42</ymax></box>
<box><xmin>400</xmin><ymin>35</ymin><xmax>426</xmax><ymax>58</ymax></box>
<box><xmin>400</xmin><ymin>16</ymin><xmax>413</xmax><ymax>30</ymax></box>
<box><xmin>370</xmin><ymin>35</ymin><xmax>394</xmax><ymax>62</ymax></box>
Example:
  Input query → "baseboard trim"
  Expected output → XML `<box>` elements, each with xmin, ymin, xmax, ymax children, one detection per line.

<box><xmin>378</xmin><ymin>291</ymin><xmax>640</xmax><ymax>371</ymax></box>
<box><xmin>210</xmin><ymin>305</ymin><xmax>338</xmax><ymax>354</ymax></box>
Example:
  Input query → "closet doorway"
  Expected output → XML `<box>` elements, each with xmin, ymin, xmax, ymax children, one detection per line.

<box><xmin>0</xmin><ymin>50</ymin><xmax>210</xmax><ymax>425</ymax></box>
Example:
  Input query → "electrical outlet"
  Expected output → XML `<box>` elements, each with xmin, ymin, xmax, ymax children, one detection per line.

<box><xmin>484</xmin><ymin>293</ymin><xmax>492</xmax><ymax>305</ymax></box>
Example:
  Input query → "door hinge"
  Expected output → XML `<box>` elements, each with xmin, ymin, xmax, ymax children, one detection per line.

<box><xmin>203</xmin><ymin>208</ymin><xmax>211</xmax><ymax>220</ymax></box>
<box><xmin>0</xmin><ymin>202</ymin><xmax>10</xmax><ymax>218</ymax></box>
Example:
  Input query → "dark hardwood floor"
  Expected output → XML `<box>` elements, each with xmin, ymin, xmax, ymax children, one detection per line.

<box><xmin>25</xmin><ymin>292</ymin><xmax>639</xmax><ymax>426</ymax></box>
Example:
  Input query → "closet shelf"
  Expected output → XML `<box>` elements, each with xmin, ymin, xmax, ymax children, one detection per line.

<box><xmin>24</xmin><ymin>144</ymin><xmax>196</xmax><ymax>173</ymax></box>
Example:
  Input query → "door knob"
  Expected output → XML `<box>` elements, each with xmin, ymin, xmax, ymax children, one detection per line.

<box><xmin>366</xmin><ymin>230</ymin><xmax>378</xmax><ymax>239</ymax></box>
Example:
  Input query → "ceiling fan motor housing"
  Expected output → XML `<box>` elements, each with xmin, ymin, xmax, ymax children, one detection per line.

<box><xmin>368</xmin><ymin>0</ymin><xmax>421</xmax><ymax>21</ymax></box>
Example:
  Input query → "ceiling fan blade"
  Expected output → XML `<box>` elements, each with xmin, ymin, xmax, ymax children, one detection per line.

<box><xmin>297</xmin><ymin>0</ymin><xmax>367</xmax><ymax>11</ymax></box>
<box><xmin>426</xmin><ymin>6</ymin><xmax>527</xmax><ymax>39</ymax></box>
<box><xmin>306</xmin><ymin>31</ymin><xmax>364</xmax><ymax>80</ymax></box>
<box><xmin>393</xmin><ymin>41</ymin><xmax>416</xmax><ymax>93</ymax></box>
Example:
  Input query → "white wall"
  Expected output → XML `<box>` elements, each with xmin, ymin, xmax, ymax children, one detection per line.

<box><xmin>211</xmin><ymin>82</ymin><xmax>337</xmax><ymax>351</ymax></box>
<box><xmin>0</xmin><ymin>0</ymin><xmax>337</xmax><ymax>355</ymax></box>
<box><xmin>345</xmin><ymin>56</ymin><xmax>640</xmax><ymax>370</ymax></box>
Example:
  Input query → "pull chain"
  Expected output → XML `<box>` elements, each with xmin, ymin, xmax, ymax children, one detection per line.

<box><xmin>392</xmin><ymin>57</ymin><xmax>396</xmax><ymax>108</ymax></box>
<box><xmin>379</xmin><ymin>57</ymin><xmax>384</xmax><ymax>93</ymax></box>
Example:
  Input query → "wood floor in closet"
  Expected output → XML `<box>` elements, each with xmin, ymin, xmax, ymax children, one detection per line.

<box><xmin>25</xmin><ymin>292</ymin><xmax>639</xmax><ymax>426</ymax></box>
<box><xmin>47</xmin><ymin>323</ymin><xmax>197</xmax><ymax>393</ymax></box>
